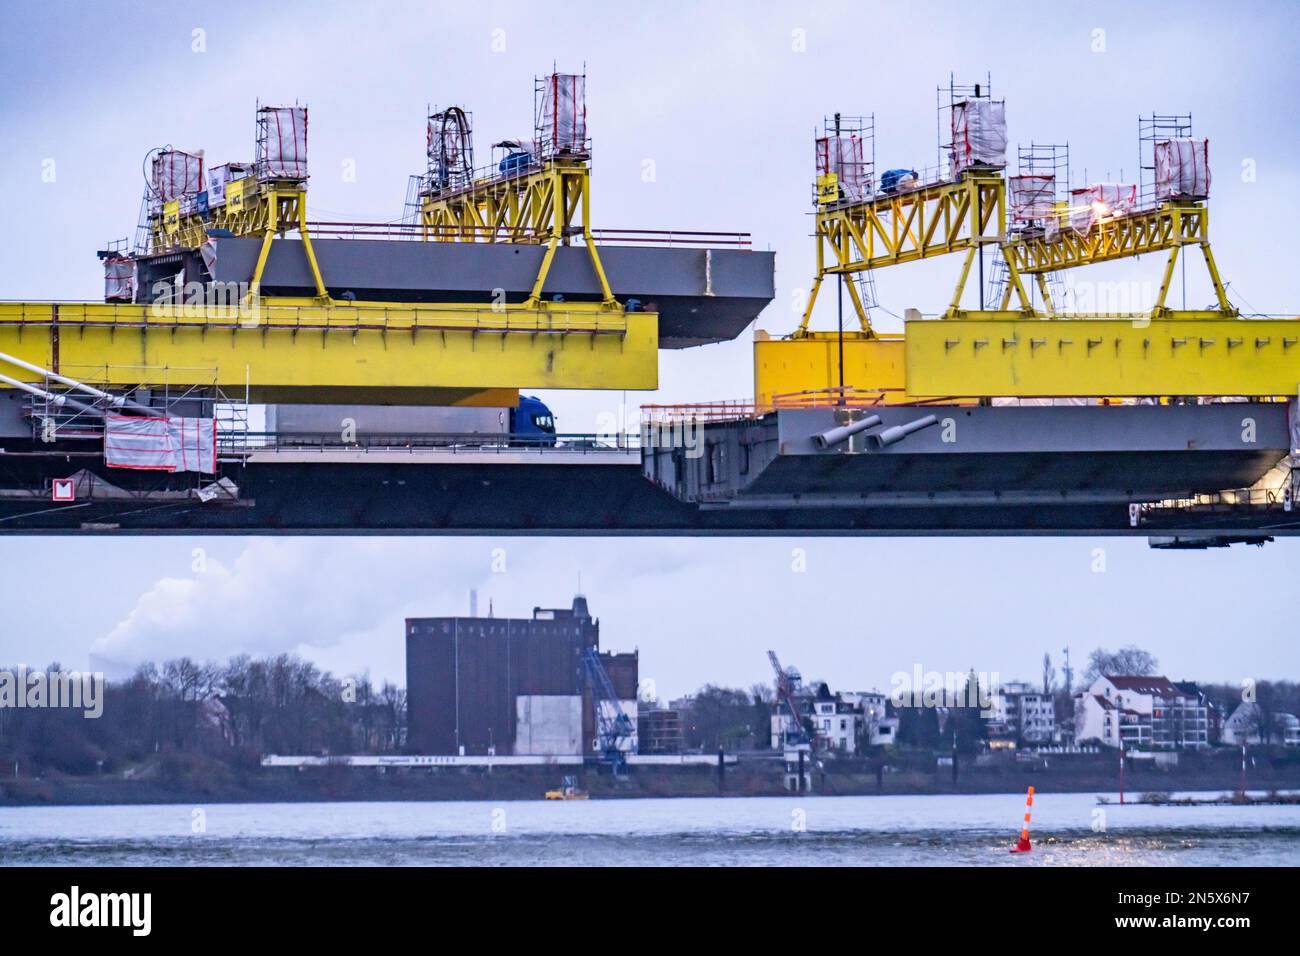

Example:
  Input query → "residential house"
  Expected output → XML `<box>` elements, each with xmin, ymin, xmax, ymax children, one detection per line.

<box><xmin>1221</xmin><ymin>702</ymin><xmax>1300</xmax><ymax>747</ymax></box>
<box><xmin>1074</xmin><ymin>675</ymin><xmax>1209</xmax><ymax>750</ymax></box>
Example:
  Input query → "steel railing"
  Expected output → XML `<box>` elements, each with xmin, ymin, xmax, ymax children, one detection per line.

<box><xmin>220</xmin><ymin>431</ymin><xmax>643</xmax><ymax>456</ymax></box>
<box><xmin>304</xmin><ymin>220</ymin><xmax>752</xmax><ymax>247</ymax></box>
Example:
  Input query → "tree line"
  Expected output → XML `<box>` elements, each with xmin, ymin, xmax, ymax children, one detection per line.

<box><xmin>0</xmin><ymin>655</ymin><xmax>404</xmax><ymax>776</ymax></box>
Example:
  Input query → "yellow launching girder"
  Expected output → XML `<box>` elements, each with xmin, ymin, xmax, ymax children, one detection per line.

<box><xmin>1000</xmin><ymin>200</ymin><xmax>1233</xmax><ymax>318</ymax></box>
<box><xmin>0</xmin><ymin>299</ymin><xmax>657</xmax><ymax>400</ymax></box>
<box><xmin>420</xmin><ymin>156</ymin><xmax>617</xmax><ymax>309</ymax></box>
<box><xmin>903</xmin><ymin>317</ymin><xmax>1300</xmax><ymax>398</ymax></box>
<box><xmin>799</xmin><ymin>171</ymin><xmax>1033</xmax><ymax>336</ymax></box>
<box><xmin>153</xmin><ymin>178</ymin><xmax>329</xmax><ymax>302</ymax></box>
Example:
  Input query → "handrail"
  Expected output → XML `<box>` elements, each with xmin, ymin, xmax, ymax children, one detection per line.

<box><xmin>221</xmin><ymin>431</ymin><xmax>643</xmax><ymax>455</ymax></box>
<box><xmin>302</xmin><ymin>220</ymin><xmax>753</xmax><ymax>247</ymax></box>
<box><xmin>0</xmin><ymin>301</ymin><xmax>633</xmax><ymax>336</ymax></box>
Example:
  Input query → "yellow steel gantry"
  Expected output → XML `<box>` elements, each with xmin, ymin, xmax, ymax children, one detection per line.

<box><xmin>93</xmin><ymin>93</ymin><xmax>650</xmax><ymax>398</ymax></box>
<box><xmin>797</xmin><ymin>170</ymin><xmax>1033</xmax><ymax>338</ymax></box>
<box><xmin>764</xmin><ymin>109</ymin><xmax>1299</xmax><ymax>402</ymax></box>
<box><xmin>420</xmin><ymin>155</ymin><xmax>618</xmax><ymax>309</ymax></box>
<box><xmin>153</xmin><ymin>177</ymin><xmax>329</xmax><ymax>302</ymax></box>
<box><xmin>999</xmin><ymin>199</ymin><xmax>1233</xmax><ymax>319</ymax></box>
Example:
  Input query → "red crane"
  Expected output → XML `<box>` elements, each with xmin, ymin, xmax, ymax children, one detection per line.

<box><xmin>768</xmin><ymin>650</ymin><xmax>811</xmax><ymax>748</ymax></box>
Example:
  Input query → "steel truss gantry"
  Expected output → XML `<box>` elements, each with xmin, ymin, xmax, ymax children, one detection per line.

<box><xmin>419</xmin><ymin>156</ymin><xmax>617</xmax><ymax>310</ymax></box>
<box><xmin>797</xmin><ymin>171</ymin><xmax>1034</xmax><ymax>337</ymax></box>
<box><xmin>1000</xmin><ymin>200</ymin><xmax>1234</xmax><ymax>319</ymax></box>
<box><xmin>153</xmin><ymin>178</ymin><xmax>329</xmax><ymax>302</ymax></box>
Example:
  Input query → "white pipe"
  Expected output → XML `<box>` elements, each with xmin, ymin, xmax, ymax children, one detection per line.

<box><xmin>0</xmin><ymin>372</ymin><xmax>97</xmax><ymax>414</ymax></box>
<box><xmin>0</xmin><ymin>350</ymin><xmax>151</xmax><ymax>413</ymax></box>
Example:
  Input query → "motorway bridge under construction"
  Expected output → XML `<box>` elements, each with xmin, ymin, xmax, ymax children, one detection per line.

<box><xmin>0</xmin><ymin>71</ymin><xmax>1296</xmax><ymax>544</ymax></box>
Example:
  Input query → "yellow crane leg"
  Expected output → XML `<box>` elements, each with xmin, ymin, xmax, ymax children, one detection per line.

<box><xmin>947</xmin><ymin>247</ymin><xmax>978</xmax><ymax>315</ymax></box>
<box><xmin>525</xmin><ymin>237</ymin><xmax>561</xmax><ymax>308</ymax></box>
<box><xmin>296</xmin><ymin>211</ymin><xmax>330</xmax><ymax>302</ymax></box>
<box><xmin>247</xmin><ymin>228</ymin><xmax>276</xmax><ymax>300</ymax></box>
<box><xmin>0</xmin><ymin>301</ymin><xmax>659</xmax><ymax>399</ymax></box>
<box><xmin>1035</xmin><ymin>273</ymin><xmax>1056</xmax><ymax>315</ymax></box>
<box><xmin>796</xmin><ymin>275</ymin><xmax>825</xmax><ymax>336</ymax></box>
<box><xmin>580</xmin><ymin>180</ymin><xmax>618</xmax><ymax>308</ymax></box>
<box><xmin>841</xmin><ymin>275</ymin><xmax>873</xmax><ymax>334</ymax></box>
<box><xmin>1153</xmin><ymin>245</ymin><xmax>1181</xmax><ymax>315</ymax></box>
<box><xmin>904</xmin><ymin>317</ymin><xmax>1300</xmax><ymax>397</ymax></box>
<box><xmin>584</xmin><ymin>241</ymin><xmax>617</xmax><ymax>308</ymax></box>
<box><xmin>1003</xmin><ymin>258</ymin><xmax>1033</xmax><ymax>312</ymax></box>
<box><xmin>1200</xmin><ymin>243</ymin><xmax>1234</xmax><ymax>313</ymax></box>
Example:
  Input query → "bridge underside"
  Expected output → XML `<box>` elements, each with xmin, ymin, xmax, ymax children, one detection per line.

<box><xmin>0</xmin><ymin>403</ymin><xmax>1293</xmax><ymax>538</ymax></box>
<box><xmin>0</xmin><ymin>457</ymin><xmax>1291</xmax><ymax>537</ymax></box>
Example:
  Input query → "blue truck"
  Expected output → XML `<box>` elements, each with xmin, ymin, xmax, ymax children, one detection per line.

<box><xmin>265</xmin><ymin>395</ymin><xmax>557</xmax><ymax>447</ymax></box>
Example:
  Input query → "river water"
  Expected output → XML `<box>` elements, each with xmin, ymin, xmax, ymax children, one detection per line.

<box><xmin>1</xmin><ymin>792</ymin><xmax>1296</xmax><ymax>866</ymax></box>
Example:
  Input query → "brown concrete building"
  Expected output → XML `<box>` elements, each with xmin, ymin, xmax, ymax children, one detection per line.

<box><xmin>405</xmin><ymin>596</ymin><xmax>637</xmax><ymax>755</ymax></box>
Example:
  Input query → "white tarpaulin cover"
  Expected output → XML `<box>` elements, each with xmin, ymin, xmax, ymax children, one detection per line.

<box><xmin>104</xmin><ymin>415</ymin><xmax>216</xmax><ymax>473</ymax></box>
<box><xmin>817</xmin><ymin>135</ymin><xmax>870</xmax><ymax>203</ymax></box>
<box><xmin>259</xmin><ymin>106</ymin><xmax>308</xmax><ymax>180</ymax></box>
<box><xmin>950</xmin><ymin>100</ymin><xmax>1007</xmax><ymax>176</ymax></box>
<box><xmin>152</xmin><ymin>149</ymin><xmax>203</xmax><ymax>202</ymax></box>
<box><xmin>539</xmin><ymin>74</ymin><xmax>586</xmax><ymax>155</ymax></box>
<box><xmin>1069</xmin><ymin>183</ymin><xmax>1137</xmax><ymax>234</ymax></box>
<box><xmin>103</xmin><ymin>257</ymin><xmax>134</xmax><ymax>301</ymax></box>
<box><xmin>1009</xmin><ymin>174</ymin><xmax>1056</xmax><ymax>221</ymax></box>
<box><xmin>208</xmin><ymin>162</ymin><xmax>251</xmax><ymax>206</ymax></box>
<box><xmin>1155</xmin><ymin>138</ymin><xmax>1210</xmax><ymax>200</ymax></box>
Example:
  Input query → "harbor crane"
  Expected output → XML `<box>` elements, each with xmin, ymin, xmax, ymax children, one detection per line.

<box><xmin>768</xmin><ymin>651</ymin><xmax>812</xmax><ymax>749</ymax></box>
<box><xmin>581</xmin><ymin>647</ymin><xmax>635</xmax><ymax>770</ymax></box>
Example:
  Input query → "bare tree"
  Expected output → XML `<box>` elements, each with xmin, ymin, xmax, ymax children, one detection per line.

<box><xmin>1083</xmin><ymin>646</ymin><xmax>1159</xmax><ymax>685</ymax></box>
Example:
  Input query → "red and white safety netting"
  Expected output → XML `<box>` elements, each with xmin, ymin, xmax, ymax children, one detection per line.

<box><xmin>1155</xmin><ymin>138</ymin><xmax>1210</xmax><ymax>200</ymax></box>
<box><xmin>816</xmin><ymin>134</ymin><xmax>870</xmax><ymax>203</ymax></box>
<box><xmin>258</xmin><ymin>106</ymin><xmax>308</xmax><ymax>180</ymax></box>
<box><xmin>950</xmin><ymin>100</ymin><xmax>1007</xmax><ymax>177</ymax></box>
<box><xmin>151</xmin><ymin>149</ymin><xmax>204</xmax><ymax>202</ymax></box>
<box><xmin>104</xmin><ymin>415</ymin><xmax>216</xmax><ymax>473</ymax></box>
<box><xmin>539</xmin><ymin>74</ymin><xmax>587</xmax><ymax>155</ymax></box>
<box><xmin>1065</xmin><ymin>183</ymin><xmax>1137</xmax><ymax>234</ymax></box>
<box><xmin>1009</xmin><ymin>174</ymin><xmax>1056</xmax><ymax>222</ymax></box>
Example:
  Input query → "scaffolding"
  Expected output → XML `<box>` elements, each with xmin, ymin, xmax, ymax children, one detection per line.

<box><xmin>417</xmin><ymin>70</ymin><xmax>617</xmax><ymax>308</ymax></box>
<box><xmin>1139</xmin><ymin>113</ymin><xmax>1193</xmax><ymax>209</ymax></box>
<box><xmin>815</xmin><ymin>113</ymin><xmax>874</xmax><ymax>205</ymax></box>
<box><xmin>937</xmin><ymin>72</ymin><xmax>1000</xmax><ymax>177</ymax></box>
<box><xmin>989</xmin><ymin>142</ymin><xmax>1071</xmax><ymax>310</ymax></box>
<box><xmin>22</xmin><ymin>363</ymin><xmax>247</xmax><ymax>453</ymax></box>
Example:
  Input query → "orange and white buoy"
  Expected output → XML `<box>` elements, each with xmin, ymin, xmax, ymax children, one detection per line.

<box><xmin>1009</xmin><ymin>786</ymin><xmax>1034</xmax><ymax>853</ymax></box>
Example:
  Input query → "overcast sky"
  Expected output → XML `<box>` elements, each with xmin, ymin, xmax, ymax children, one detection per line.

<box><xmin>0</xmin><ymin>1</ymin><xmax>1296</xmax><ymax>696</ymax></box>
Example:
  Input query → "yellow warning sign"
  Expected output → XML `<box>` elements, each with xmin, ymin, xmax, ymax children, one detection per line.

<box><xmin>817</xmin><ymin>173</ymin><xmax>840</xmax><ymax>205</ymax></box>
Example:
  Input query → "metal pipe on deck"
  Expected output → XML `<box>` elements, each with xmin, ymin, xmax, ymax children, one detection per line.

<box><xmin>813</xmin><ymin>414</ymin><xmax>882</xmax><ymax>448</ymax></box>
<box><xmin>0</xmin><ymin>372</ymin><xmax>98</xmax><ymax>415</ymax></box>
<box><xmin>0</xmin><ymin>350</ymin><xmax>153</xmax><ymax>414</ymax></box>
<box><xmin>870</xmin><ymin>414</ymin><xmax>939</xmax><ymax>448</ymax></box>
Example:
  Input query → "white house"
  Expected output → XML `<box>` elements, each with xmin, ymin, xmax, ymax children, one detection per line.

<box><xmin>991</xmin><ymin>681</ymin><xmax>1058</xmax><ymax>744</ymax></box>
<box><xmin>1222</xmin><ymin>702</ymin><xmax>1300</xmax><ymax>747</ymax></box>
<box><xmin>770</xmin><ymin>684</ymin><xmax>899</xmax><ymax>753</ymax></box>
<box><xmin>1074</xmin><ymin>675</ymin><xmax>1209</xmax><ymax>750</ymax></box>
